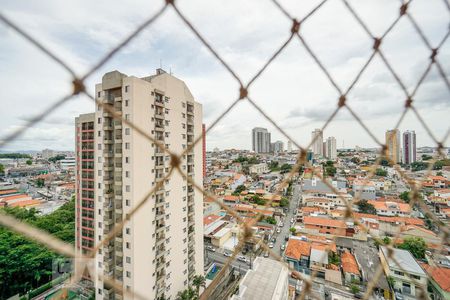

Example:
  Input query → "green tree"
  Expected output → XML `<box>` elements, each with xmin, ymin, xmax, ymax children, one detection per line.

<box><xmin>48</xmin><ymin>154</ymin><xmax>66</xmax><ymax>163</ymax></box>
<box><xmin>433</xmin><ymin>160</ymin><xmax>444</xmax><ymax>170</ymax></box>
<box><xmin>280</xmin><ymin>164</ymin><xmax>292</xmax><ymax>173</ymax></box>
<box><xmin>328</xmin><ymin>252</ymin><xmax>340</xmax><ymax>265</ymax></box>
<box><xmin>325</xmin><ymin>166</ymin><xmax>336</xmax><ymax>177</ymax></box>
<box><xmin>192</xmin><ymin>275</ymin><xmax>206</xmax><ymax>297</ymax></box>
<box><xmin>176</xmin><ymin>287</ymin><xmax>196</xmax><ymax>300</ymax></box>
<box><xmin>436</xmin><ymin>171</ymin><xmax>443</xmax><ymax>176</ymax></box>
<box><xmin>399</xmin><ymin>191</ymin><xmax>410</xmax><ymax>203</ymax></box>
<box><xmin>232</xmin><ymin>185</ymin><xmax>246</xmax><ymax>196</ymax></box>
<box><xmin>397</xmin><ymin>237</ymin><xmax>426</xmax><ymax>259</ymax></box>
<box><xmin>383</xmin><ymin>236</ymin><xmax>391</xmax><ymax>245</ymax></box>
<box><xmin>289</xmin><ymin>227</ymin><xmax>296</xmax><ymax>235</ymax></box>
<box><xmin>357</xmin><ymin>200</ymin><xmax>376</xmax><ymax>214</ymax></box>
<box><xmin>411</xmin><ymin>161</ymin><xmax>429</xmax><ymax>172</ymax></box>
<box><xmin>0</xmin><ymin>197</ymin><xmax>75</xmax><ymax>298</ymax></box>
<box><xmin>26</xmin><ymin>159</ymin><xmax>32</xmax><ymax>165</ymax></box>
<box><xmin>421</xmin><ymin>154</ymin><xmax>432</xmax><ymax>161</ymax></box>
<box><xmin>0</xmin><ymin>153</ymin><xmax>31</xmax><ymax>159</ymax></box>
<box><xmin>265</xmin><ymin>216</ymin><xmax>277</xmax><ymax>225</ymax></box>
<box><xmin>36</xmin><ymin>178</ymin><xmax>45</xmax><ymax>188</ymax></box>
<box><xmin>350</xmin><ymin>284</ymin><xmax>360</xmax><ymax>294</ymax></box>
<box><xmin>375</xmin><ymin>168</ymin><xmax>387</xmax><ymax>177</ymax></box>
<box><xmin>279</xmin><ymin>197</ymin><xmax>289</xmax><ymax>207</ymax></box>
<box><xmin>269</xmin><ymin>161</ymin><xmax>279</xmax><ymax>172</ymax></box>
<box><xmin>0</xmin><ymin>163</ymin><xmax>4</xmax><ymax>174</ymax></box>
<box><xmin>255</xmin><ymin>198</ymin><xmax>266</xmax><ymax>206</ymax></box>
<box><xmin>351</xmin><ymin>157</ymin><xmax>360</xmax><ymax>164</ymax></box>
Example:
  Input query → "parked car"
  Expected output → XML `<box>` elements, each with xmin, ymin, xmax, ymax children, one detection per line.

<box><xmin>271</xmin><ymin>237</ymin><xmax>276</xmax><ymax>243</ymax></box>
<box><xmin>276</xmin><ymin>228</ymin><xmax>281</xmax><ymax>233</ymax></box>
<box><xmin>237</xmin><ymin>256</ymin><xmax>247</xmax><ymax>262</ymax></box>
<box><xmin>263</xmin><ymin>252</ymin><xmax>269</xmax><ymax>258</ymax></box>
<box><xmin>285</xmin><ymin>235</ymin><xmax>289</xmax><ymax>241</ymax></box>
<box><xmin>206</xmin><ymin>245</ymin><xmax>215</xmax><ymax>252</ymax></box>
<box><xmin>281</xmin><ymin>244</ymin><xmax>285</xmax><ymax>250</ymax></box>
<box><xmin>268</xmin><ymin>243</ymin><xmax>274</xmax><ymax>248</ymax></box>
<box><xmin>223</xmin><ymin>252</ymin><xmax>232</xmax><ymax>257</ymax></box>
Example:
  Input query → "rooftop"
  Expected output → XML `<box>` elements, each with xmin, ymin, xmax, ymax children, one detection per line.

<box><xmin>380</xmin><ymin>246</ymin><xmax>426</xmax><ymax>276</ymax></box>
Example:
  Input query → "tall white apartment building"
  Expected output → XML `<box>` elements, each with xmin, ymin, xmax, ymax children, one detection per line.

<box><xmin>252</xmin><ymin>127</ymin><xmax>271</xmax><ymax>153</ymax></box>
<box><xmin>325</xmin><ymin>137</ymin><xmax>337</xmax><ymax>160</ymax></box>
<box><xmin>402</xmin><ymin>130</ymin><xmax>416</xmax><ymax>165</ymax></box>
<box><xmin>287</xmin><ymin>140</ymin><xmax>292</xmax><ymax>152</ymax></box>
<box><xmin>311</xmin><ymin>129</ymin><xmax>323</xmax><ymax>157</ymax></box>
<box><xmin>89</xmin><ymin>69</ymin><xmax>203</xmax><ymax>300</ymax></box>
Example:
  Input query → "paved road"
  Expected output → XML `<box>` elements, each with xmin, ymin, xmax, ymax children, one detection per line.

<box><xmin>271</xmin><ymin>182</ymin><xmax>301</xmax><ymax>256</ymax></box>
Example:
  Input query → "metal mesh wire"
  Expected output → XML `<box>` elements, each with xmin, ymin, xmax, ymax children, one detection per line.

<box><xmin>0</xmin><ymin>0</ymin><xmax>449</xmax><ymax>299</ymax></box>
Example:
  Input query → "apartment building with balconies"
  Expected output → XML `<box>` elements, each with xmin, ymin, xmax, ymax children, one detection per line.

<box><xmin>78</xmin><ymin>69</ymin><xmax>203</xmax><ymax>300</ymax></box>
<box><xmin>75</xmin><ymin>113</ymin><xmax>96</xmax><ymax>257</ymax></box>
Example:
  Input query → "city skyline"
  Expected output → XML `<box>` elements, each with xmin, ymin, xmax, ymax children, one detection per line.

<box><xmin>1</xmin><ymin>1</ymin><xmax>449</xmax><ymax>152</ymax></box>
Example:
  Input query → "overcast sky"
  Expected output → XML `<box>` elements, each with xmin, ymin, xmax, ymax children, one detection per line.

<box><xmin>0</xmin><ymin>0</ymin><xmax>449</xmax><ymax>152</ymax></box>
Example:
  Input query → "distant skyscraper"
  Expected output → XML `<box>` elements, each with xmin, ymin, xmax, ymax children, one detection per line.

<box><xmin>403</xmin><ymin>130</ymin><xmax>416</xmax><ymax>165</ymax></box>
<box><xmin>252</xmin><ymin>127</ymin><xmax>271</xmax><ymax>153</ymax></box>
<box><xmin>311</xmin><ymin>129</ymin><xmax>323</xmax><ymax>156</ymax></box>
<box><xmin>386</xmin><ymin>129</ymin><xmax>401</xmax><ymax>164</ymax></box>
<box><xmin>325</xmin><ymin>137</ymin><xmax>337</xmax><ymax>160</ymax></box>
<box><xmin>287</xmin><ymin>140</ymin><xmax>292</xmax><ymax>152</ymax></box>
<box><xmin>79</xmin><ymin>69</ymin><xmax>204</xmax><ymax>300</ymax></box>
<box><xmin>272</xmin><ymin>141</ymin><xmax>284</xmax><ymax>153</ymax></box>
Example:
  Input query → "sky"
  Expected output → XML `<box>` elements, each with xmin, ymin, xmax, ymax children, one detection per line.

<box><xmin>0</xmin><ymin>0</ymin><xmax>449</xmax><ymax>152</ymax></box>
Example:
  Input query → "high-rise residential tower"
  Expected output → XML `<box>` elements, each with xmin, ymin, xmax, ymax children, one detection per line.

<box><xmin>272</xmin><ymin>140</ymin><xmax>284</xmax><ymax>153</ymax></box>
<box><xmin>76</xmin><ymin>69</ymin><xmax>204</xmax><ymax>300</ymax></box>
<box><xmin>75</xmin><ymin>113</ymin><xmax>96</xmax><ymax>257</ymax></box>
<box><xmin>402</xmin><ymin>130</ymin><xmax>416</xmax><ymax>165</ymax></box>
<box><xmin>311</xmin><ymin>129</ymin><xmax>323</xmax><ymax>156</ymax></box>
<box><xmin>287</xmin><ymin>140</ymin><xmax>292</xmax><ymax>152</ymax></box>
<box><xmin>325</xmin><ymin>137</ymin><xmax>337</xmax><ymax>160</ymax></box>
<box><xmin>252</xmin><ymin>127</ymin><xmax>271</xmax><ymax>153</ymax></box>
<box><xmin>386</xmin><ymin>129</ymin><xmax>401</xmax><ymax>164</ymax></box>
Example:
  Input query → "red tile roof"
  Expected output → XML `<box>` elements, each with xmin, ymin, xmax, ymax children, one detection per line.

<box><xmin>223</xmin><ymin>195</ymin><xmax>239</xmax><ymax>202</ymax></box>
<box><xmin>303</xmin><ymin>216</ymin><xmax>347</xmax><ymax>228</ymax></box>
<box><xmin>203</xmin><ymin>214</ymin><xmax>221</xmax><ymax>226</ymax></box>
<box><xmin>285</xmin><ymin>239</ymin><xmax>311</xmax><ymax>260</ymax></box>
<box><xmin>341</xmin><ymin>251</ymin><xmax>360</xmax><ymax>275</ymax></box>
<box><xmin>421</xmin><ymin>264</ymin><xmax>450</xmax><ymax>292</ymax></box>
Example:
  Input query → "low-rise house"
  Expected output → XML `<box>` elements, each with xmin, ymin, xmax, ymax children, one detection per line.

<box><xmin>399</xmin><ymin>225</ymin><xmax>441</xmax><ymax>245</ymax></box>
<box><xmin>368</xmin><ymin>200</ymin><xmax>411</xmax><ymax>217</ymax></box>
<box><xmin>249</xmin><ymin>163</ymin><xmax>268</xmax><ymax>175</ymax></box>
<box><xmin>427</xmin><ymin>176</ymin><xmax>447</xmax><ymax>189</ymax></box>
<box><xmin>303</xmin><ymin>216</ymin><xmax>351</xmax><ymax>237</ymax></box>
<box><xmin>285</xmin><ymin>238</ymin><xmax>311</xmax><ymax>275</ymax></box>
<box><xmin>379</xmin><ymin>246</ymin><xmax>428</xmax><ymax>299</ymax></box>
<box><xmin>310</xmin><ymin>246</ymin><xmax>328</xmax><ymax>278</ymax></box>
<box><xmin>341</xmin><ymin>251</ymin><xmax>361</xmax><ymax>284</ymax></box>
<box><xmin>421</xmin><ymin>264</ymin><xmax>450</xmax><ymax>300</ymax></box>
<box><xmin>223</xmin><ymin>195</ymin><xmax>239</xmax><ymax>206</ymax></box>
<box><xmin>352</xmin><ymin>180</ymin><xmax>376</xmax><ymax>200</ymax></box>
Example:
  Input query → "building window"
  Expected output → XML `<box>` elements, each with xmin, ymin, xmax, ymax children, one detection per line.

<box><xmin>98</xmin><ymin>131</ymin><xmax>101</xmax><ymax>137</ymax></box>
<box><xmin>125</xmin><ymin>100</ymin><xmax>129</xmax><ymax>107</ymax></box>
<box><xmin>98</xmin><ymin>209</ymin><xmax>101</xmax><ymax>215</ymax></box>
<box><xmin>98</xmin><ymin>117</ymin><xmax>101</xmax><ymax>124</ymax></box>
<box><xmin>125</xmin><ymin>142</ymin><xmax>130</xmax><ymax>149</ymax></box>
<box><xmin>98</xmin><ymin>183</ymin><xmax>101</xmax><ymax>189</ymax></box>
<box><xmin>98</xmin><ymin>170</ymin><xmax>102</xmax><ymax>176</ymax></box>
<box><xmin>125</xmin><ymin>128</ymin><xmax>130</xmax><ymax>135</ymax></box>
<box><xmin>125</xmin><ymin>85</ymin><xmax>129</xmax><ymax>93</ymax></box>
<box><xmin>182</xmin><ymin>123</ymin><xmax>186</xmax><ymax>129</ymax></box>
<box><xmin>394</xmin><ymin>271</ymin><xmax>404</xmax><ymax>276</ymax></box>
<box><xmin>126</xmin><ymin>228</ymin><xmax>130</xmax><ymax>234</ymax></box>
<box><xmin>126</xmin><ymin>185</ymin><xmax>130</xmax><ymax>192</ymax></box>
<box><xmin>98</xmin><ymin>156</ymin><xmax>101</xmax><ymax>163</ymax></box>
<box><xmin>126</xmin><ymin>271</ymin><xmax>131</xmax><ymax>278</ymax></box>
<box><xmin>125</xmin><ymin>114</ymin><xmax>130</xmax><ymax>121</ymax></box>
<box><xmin>98</xmin><ymin>222</ymin><xmax>102</xmax><ymax>228</ymax></box>
<box><xmin>126</xmin><ymin>157</ymin><xmax>129</xmax><ymax>163</ymax></box>
<box><xmin>98</xmin><ymin>289</ymin><xmax>102</xmax><ymax>295</ymax></box>
<box><xmin>98</xmin><ymin>144</ymin><xmax>102</xmax><ymax>150</ymax></box>
<box><xmin>183</xmin><ymin>217</ymin><xmax>186</xmax><ymax>222</ymax></box>
<box><xmin>126</xmin><ymin>171</ymin><xmax>129</xmax><ymax>178</ymax></box>
<box><xmin>97</xmin><ymin>91</ymin><xmax>101</xmax><ymax>98</ymax></box>
<box><xmin>126</xmin><ymin>257</ymin><xmax>131</xmax><ymax>263</ymax></box>
<box><xmin>126</xmin><ymin>242</ymin><xmax>130</xmax><ymax>249</ymax></box>
<box><xmin>126</xmin><ymin>199</ymin><xmax>130</xmax><ymax>206</ymax></box>
<box><xmin>182</xmin><ymin>113</ymin><xmax>185</xmax><ymax>118</ymax></box>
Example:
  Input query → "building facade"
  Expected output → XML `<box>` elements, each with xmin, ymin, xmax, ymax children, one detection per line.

<box><xmin>402</xmin><ymin>130</ymin><xmax>416</xmax><ymax>165</ymax></box>
<box><xmin>325</xmin><ymin>136</ymin><xmax>337</xmax><ymax>160</ymax></box>
<box><xmin>80</xmin><ymin>69</ymin><xmax>204</xmax><ymax>300</ymax></box>
<box><xmin>386</xmin><ymin>129</ymin><xmax>401</xmax><ymax>164</ymax></box>
<box><xmin>75</xmin><ymin>113</ymin><xmax>96</xmax><ymax>258</ymax></box>
<box><xmin>272</xmin><ymin>140</ymin><xmax>284</xmax><ymax>153</ymax></box>
<box><xmin>311</xmin><ymin>129</ymin><xmax>323</xmax><ymax>157</ymax></box>
<box><xmin>252</xmin><ymin>127</ymin><xmax>271</xmax><ymax>153</ymax></box>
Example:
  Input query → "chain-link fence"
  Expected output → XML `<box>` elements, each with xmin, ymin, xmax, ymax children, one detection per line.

<box><xmin>0</xmin><ymin>0</ymin><xmax>449</xmax><ymax>299</ymax></box>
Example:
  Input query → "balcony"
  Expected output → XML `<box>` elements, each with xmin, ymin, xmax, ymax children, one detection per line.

<box><xmin>103</xmin><ymin>150</ymin><xmax>114</xmax><ymax>158</ymax></box>
<box><xmin>155</xmin><ymin>111</ymin><xmax>164</xmax><ymax>119</ymax></box>
<box><xmin>114</xmin><ymin>120</ymin><xmax>122</xmax><ymax>129</ymax></box>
